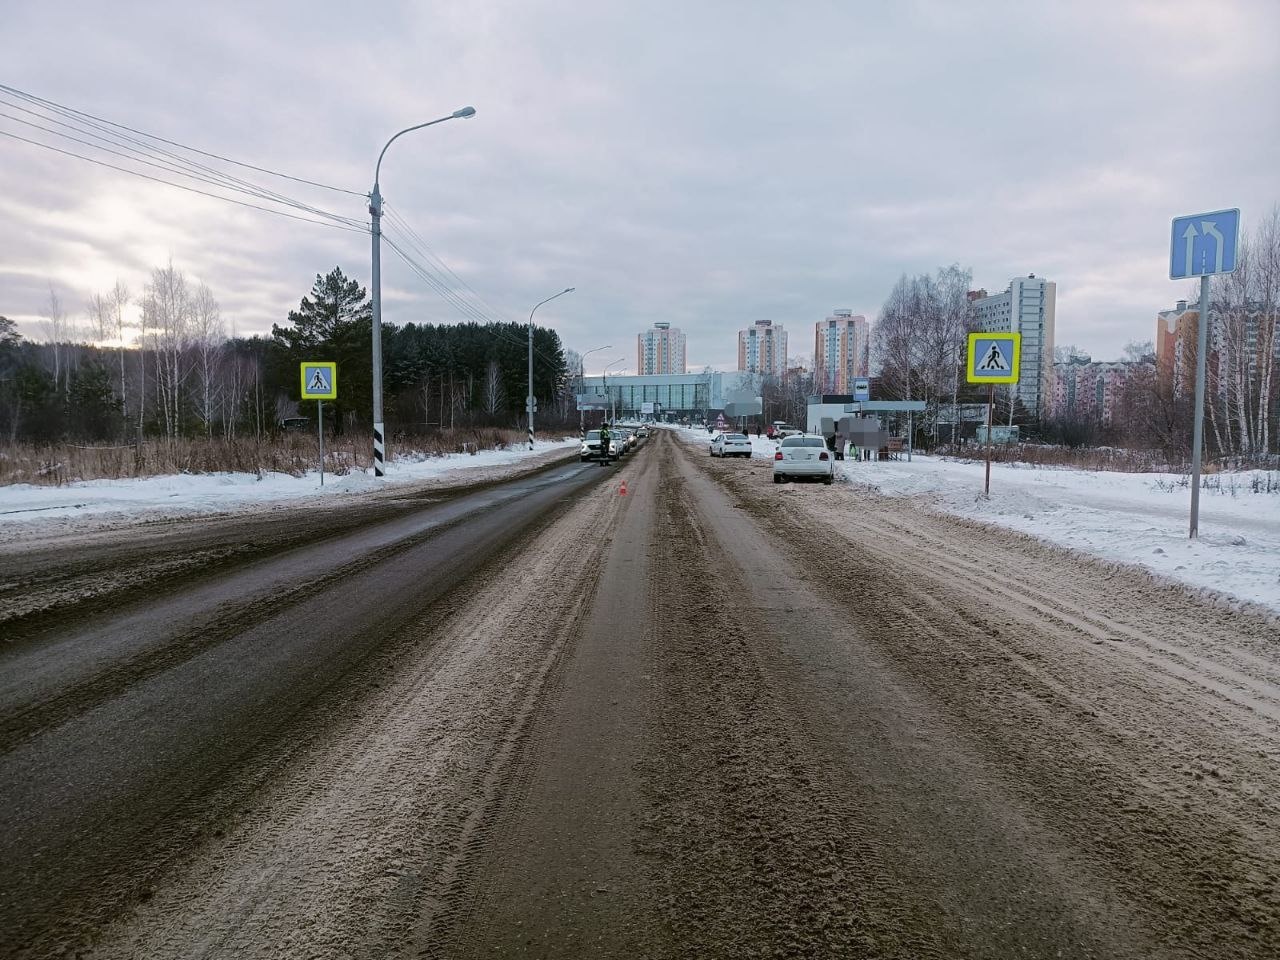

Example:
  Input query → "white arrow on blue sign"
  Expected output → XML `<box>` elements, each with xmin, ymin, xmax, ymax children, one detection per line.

<box><xmin>1170</xmin><ymin>208</ymin><xmax>1240</xmax><ymax>279</ymax></box>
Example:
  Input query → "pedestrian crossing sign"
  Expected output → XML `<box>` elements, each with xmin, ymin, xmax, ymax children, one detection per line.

<box><xmin>966</xmin><ymin>333</ymin><xmax>1021</xmax><ymax>385</ymax></box>
<box><xmin>300</xmin><ymin>361</ymin><xmax>338</xmax><ymax>399</ymax></box>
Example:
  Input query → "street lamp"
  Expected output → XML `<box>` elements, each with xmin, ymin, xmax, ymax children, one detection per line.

<box><xmin>368</xmin><ymin>105</ymin><xmax>475</xmax><ymax>477</ymax></box>
<box><xmin>527</xmin><ymin>287</ymin><xmax>575</xmax><ymax>450</ymax></box>
<box><xmin>579</xmin><ymin>344</ymin><xmax>612</xmax><ymax>435</ymax></box>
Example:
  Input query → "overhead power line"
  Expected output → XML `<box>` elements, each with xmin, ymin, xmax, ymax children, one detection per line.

<box><xmin>0</xmin><ymin>81</ymin><xmax>363</xmax><ymax>197</ymax></box>
<box><xmin>0</xmin><ymin>129</ymin><xmax>366</xmax><ymax>233</ymax></box>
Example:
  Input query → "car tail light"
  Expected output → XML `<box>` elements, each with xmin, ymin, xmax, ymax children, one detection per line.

<box><xmin>774</xmin><ymin>451</ymin><xmax>783</xmax><ymax>461</ymax></box>
<box><xmin>819</xmin><ymin>451</ymin><xmax>829</xmax><ymax>461</ymax></box>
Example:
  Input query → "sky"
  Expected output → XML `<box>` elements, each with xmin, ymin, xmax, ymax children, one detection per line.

<box><xmin>2</xmin><ymin>0</ymin><xmax>1277</xmax><ymax>371</ymax></box>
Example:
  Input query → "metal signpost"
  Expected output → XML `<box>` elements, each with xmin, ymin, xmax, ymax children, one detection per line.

<box><xmin>300</xmin><ymin>362</ymin><xmax>338</xmax><ymax>486</ymax></box>
<box><xmin>1169</xmin><ymin>208</ymin><xmax>1240</xmax><ymax>538</ymax></box>
<box><xmin>966</xmin><ymin>332</ymin><xmax>1021</xmax><ymax>497</ymax></box>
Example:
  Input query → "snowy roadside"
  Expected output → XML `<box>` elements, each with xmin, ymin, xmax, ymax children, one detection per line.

<box><xmin>673</xmin><ymin>426</ymin><xmax>1280</xmax><ymax>613</ymax></box>
<box><xmin>0</xmin><ymin>439</ymin><xmax>580</xmax><ymax>544</ymax></box>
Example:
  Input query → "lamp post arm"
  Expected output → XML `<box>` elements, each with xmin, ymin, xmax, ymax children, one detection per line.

<box><xmin>374</xmin><ymin>115</ymin><xmax>454</xmax><ymax>190</ymax></box>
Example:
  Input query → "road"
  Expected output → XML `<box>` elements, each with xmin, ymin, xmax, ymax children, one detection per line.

<box><xmin>3</xmin><ymin>430</ymin><xmax>1279</xmax><ymax>959</ymax></box>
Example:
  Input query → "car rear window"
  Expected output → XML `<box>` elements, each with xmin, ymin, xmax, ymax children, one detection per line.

<box><xmin>782</xmin><ymin>437</ymin><xmax>824</xmax><ymax>447</ymax></box>
<box><xmin>726</xmin><ymin>434</ymin><xmax>747</xmax><ymax>440</ymax></box>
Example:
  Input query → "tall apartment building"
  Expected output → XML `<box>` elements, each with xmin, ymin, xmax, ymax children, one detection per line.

<box><xmin>813</xmin><ymin>310</ymin><xmax>869</xmax><ymax>393</ymax></box>
<box><xmin>972</xmin><ymin>275</ymin><xmax>1056</xmax><ymax>419</ymax></box>
<box><xmin>1156</xmin><ymin>297</ymin><xmax>1279</xmax><ymax>399</ymax></box>
<box><xmin>1050</xmin><ymin>357</ymin><xmax>1148</xmax><ymax>426</ymax></box>
<box><xmin>636</xmin><ymin>321</ymin><xmax>686</xmax><ymax>376</ymax></box>
<box><xmin>737</xmin><ymin>319</ymin><xmax>787</xmax><ymax>378</ymax></box>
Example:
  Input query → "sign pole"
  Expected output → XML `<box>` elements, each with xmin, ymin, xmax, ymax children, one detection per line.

<box><xmin>1189</xmin><ymin>273</ymin><xmax>1211</xmax><ymax>538</ymax></box>
<box><xmin>318</xmin><ymin>402</ymin><xmax>325</xmax><ymax>487</ymax></box>
<box><xmin>985</xmin><ymin>383</ymin><xmax>993</xmax><ymax>497</ymax></box>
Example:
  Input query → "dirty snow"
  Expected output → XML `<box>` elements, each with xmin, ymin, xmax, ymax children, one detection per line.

<box><xmin>679</xmin><ymin>426</ymin><xmax>1280</xmax><ymax>614</ymax></box>
<box><xmin>0</xmin><ymin>439</ymin><xmax>579</xmax><ymax>540</ymax></box>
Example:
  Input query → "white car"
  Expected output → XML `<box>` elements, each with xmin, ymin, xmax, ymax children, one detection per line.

<box><xmin>710</xmin><ymin>433</ymin><xmax>753</xmax><ymax>458</ymax></box>
<box><xmin>773</xmin><ymin>434</ymin><xmax>834</xmax><ymax>484</ymax></box>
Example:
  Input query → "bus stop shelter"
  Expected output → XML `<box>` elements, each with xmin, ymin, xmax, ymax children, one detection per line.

<box><xmin>842</xmin><ymin>400</ymin><xmax>927</xmax><ymax>461</ymax></box>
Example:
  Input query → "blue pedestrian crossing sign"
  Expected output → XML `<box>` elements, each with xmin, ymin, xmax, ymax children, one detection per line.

<box><xmin>1170</xmin><ymin>208</ymin><xmax>1239</xmax><ymax>279</ymax></box>
<box><xmin>300</xmin><ymin>361</ymin><xmax>337</xmax><ymax>400</ymax></box>
<box><xmin>967</xmin><ymin>333</ymin><xmax>1021</xmax><ymax>385</ymax></box>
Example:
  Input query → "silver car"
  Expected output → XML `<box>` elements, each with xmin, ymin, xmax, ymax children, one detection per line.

<box><xmin>772</xmin><ymin>435</ymin><xmax>834</xmax><ymax>484</ymax></box>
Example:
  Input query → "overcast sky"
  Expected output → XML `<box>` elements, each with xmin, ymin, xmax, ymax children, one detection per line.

<box><xmin>3</xmin><ymin>0</ymin><xmax>1277</xmax><ymax>371</ymax></box>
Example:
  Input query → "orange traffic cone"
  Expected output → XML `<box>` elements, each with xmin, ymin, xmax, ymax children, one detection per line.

<box><xmin>619</xmin><ymin>480</ymin><xmax>628</xmax><ymax>497</ymax></box>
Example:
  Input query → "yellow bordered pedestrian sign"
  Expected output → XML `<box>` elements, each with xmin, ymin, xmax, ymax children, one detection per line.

<box><xmin>966</xmin><ymin>333</ymin><xmax>1021</xmax><ymax>385</ymax></box>
<box><xmin>300</xmin><ymin>361</ymin><xmax>337</xmax><ymax>399</ymax></box>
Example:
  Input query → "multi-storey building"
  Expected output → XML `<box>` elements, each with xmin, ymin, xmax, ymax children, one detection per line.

<box><xmin>972</xmin><ymin>275</ymin><xmax>1057</xmax><ymax>419</ymax></box>
<box><xmin>1155</xmin><ymin>299</ymin><xmax>1200</xmax><ymax>397</ymax></box>
<box><xmin>737</xmin><ymin>320</ymin><xmax>787</xmax><ymax>379</ymax></box>
<box><xmin>636</xmin><ymin>321</ymin><xmax>686</xmax><ymax>376</ymax></box>
<box><xmin>813</xmin><ymin>310</ymin><xmax>869</xmax><ymax>393</ymax></box>
<box><xmin>1050</xmin><ymin>358</ymin><xmax>1148</xmax><ymax>425</ymax></box>
<box><xmin>1156</xmin><ymin>298</ymin><xmax>1279</xmax><ymax>399</ymax></box>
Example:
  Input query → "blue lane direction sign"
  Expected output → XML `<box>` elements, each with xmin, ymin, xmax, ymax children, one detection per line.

<box><xmin>966</xmin><ymin>333</ymin><xmax>1021</xmax><ymax>385</ymax></box>
<box><xmin>1170</xmin><ymin>208</ymin><xmax>1240</xmax><ymax>279</ymax></box>
<box><xmin>300</xmin><ymin>361</ymin><xmax>338</xmax><ymax>400</ymax></box>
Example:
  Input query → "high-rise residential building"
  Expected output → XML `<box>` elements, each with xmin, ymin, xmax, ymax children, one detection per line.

<box><xmin>813</xmin><ymin>310</ymin><xmax>869</xmax><ymax>393</ymax></box>
<box><xmin>737</xmin><ymin>320</ymin><xmax>787</xmax><ymax>378</ymax></box>
<box><xmin>636</xmin><ymin>322</ymin><xmax>686</xmax><ymax>376</ymax></box>
<box><xmin>1156</xmin><ymin>297</ymin><xmax>1279</xmax><ymax>400</ymax></box>
<box><xmin>972</xmin><ymin>275</ymin><xmax>1057</xmax><ymax>419</ymax></box>
<box><xmin>1050</xmin><ymin>357</ymin><xmax>1149</xmax><ymax>426</ymax></box>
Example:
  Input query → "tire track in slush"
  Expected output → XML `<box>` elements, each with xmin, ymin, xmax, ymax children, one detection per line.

<box><xmin>88</xmin><ymin>470</ymin><xmax>623</xmax><ymax>959</ymax></box>
<box><xmin>695</xmin><ymin>444</ymin><xmax>1280</xmax><ymax>958</ymax></box>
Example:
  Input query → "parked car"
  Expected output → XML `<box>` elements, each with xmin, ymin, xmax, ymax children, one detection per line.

<box><xmin>768</xmin><ymin>421</ymin><xmax>802</xmax><ymax>440</ymax></box>
<box><xmin>710</xmin><ymin>433</ymin><xmax>753</xmax><ymax>458</ymax></box>
<box><xmin>773</xmin><ymin>434</ymin><xmax>834</xmax><ymax>484</ymax></box>
<box><xmin>580</xmin><ymin>429</ymin><xmax>617</xmax><ymax>463</ymax></box>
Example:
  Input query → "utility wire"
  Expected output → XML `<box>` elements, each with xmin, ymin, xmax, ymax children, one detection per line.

<box><xmin>0</xmin><ymin>81</ymin><xmax>364</xmax><ymax>197</ymax></box>
<box><xmin>0</xmin><ymin>95</ymin><xmax>364</xmax><ymax>228</ymax></box>
<box><xmin>382</xmin><ymin>232</ymin><xmax>565</xmax><ymax>367</ymax></box>
<box><xmin>0</xmin><ymin>129</ymin><xmax>365</xmax><ymax>233</ymax></box>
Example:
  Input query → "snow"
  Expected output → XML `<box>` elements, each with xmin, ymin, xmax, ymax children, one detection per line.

<box><xmin>0</xmin><ymin>439</ymin><xmax>579</xmax><ymax>540</ymax></box>
<box><xmin>677</xmin><ymin>426</ymin><xmax>1280</xmax><ymax>614</ymax></box>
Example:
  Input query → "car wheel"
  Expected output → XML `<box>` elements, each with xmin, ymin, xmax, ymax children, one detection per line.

<box><xmin>773</xmin><ymin>473</ymin><xmax>782</xmax><ymax>484</ymax></box>
<box><xmin>823</xmin><ymin>476</ymin><xmax>833</xmax><ymax>485</ymax></box>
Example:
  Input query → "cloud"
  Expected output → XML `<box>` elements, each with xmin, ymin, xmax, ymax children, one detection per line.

<box><xmin>1</xmin><ymin>0</ymin><xmax>1276</xmax><ymax>371</ymax></box>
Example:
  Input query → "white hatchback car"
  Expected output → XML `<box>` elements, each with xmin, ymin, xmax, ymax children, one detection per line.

<box><xmin>710</xmin><ymin>433</ymin><xmax>753</xmax><ymax>458</ymax></box>
<box><xmin>773</xmin><ymin>434</ymin><xmax>834</xmax><ymax>484</ymax></box>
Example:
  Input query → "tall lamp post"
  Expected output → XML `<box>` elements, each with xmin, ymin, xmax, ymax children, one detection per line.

<box><xmin>527</xmin><ymin>287</ymin><xmax>574</xmax><ymax>449</ymax></box>
<box><xmin>368</xmin><ymin>105</ymin><xmax>475</xmax><ymax>477</ymax></box>
<box><xmin>579</xmin><ymin>344</ymin><xmax>612</xmax><ymax>435</ymax></box>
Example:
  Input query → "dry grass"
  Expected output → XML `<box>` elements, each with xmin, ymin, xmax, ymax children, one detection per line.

<box><xmin>0</xmin><ymin>428</ymin><xmax>537</xmax><ymax>487</ymax></box>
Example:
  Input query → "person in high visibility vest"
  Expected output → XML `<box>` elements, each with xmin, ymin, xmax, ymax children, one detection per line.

<box><xmin>599</xmin><ymin>424</ymin><xmax>612</xmax><ymax>466</ymax></box>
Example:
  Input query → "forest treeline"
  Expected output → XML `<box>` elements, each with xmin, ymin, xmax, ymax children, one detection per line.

<box><xmin>0</xmin><ymin>266</ymin><xmax>574</xmax><ymax>445</ymax></box>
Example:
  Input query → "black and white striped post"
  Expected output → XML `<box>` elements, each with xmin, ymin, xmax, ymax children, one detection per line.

<box><xmin>527</xmin><ymin>287</ymin><xmax>575</xmax><ymax>451</ymax></box>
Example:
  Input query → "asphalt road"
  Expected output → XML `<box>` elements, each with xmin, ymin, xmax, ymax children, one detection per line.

<box><xmin>3</xmin><ymin>430</ymin><xmax>1280</xmax><ymax>959</ymax></box>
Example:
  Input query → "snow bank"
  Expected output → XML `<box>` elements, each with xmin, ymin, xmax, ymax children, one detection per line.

<box><xmin>0</xmin><ymin>439</ymin><xmax>579</xmax><ymax>539</ymax></box>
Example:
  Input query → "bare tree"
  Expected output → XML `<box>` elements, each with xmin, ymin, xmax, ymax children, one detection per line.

<box><xmin>482</xmin><ymin>358</ymin><xmax>506</xmax><ymax>416</ymax></box>
<box><xmin>190</xmin><ymin>283</ymin><xmax>224</xmax><ymax>437</ymax></box>
<box><xmin>38</xmin><ymin>285</ymin><xmax>68</xmax><ymax>393</ymax></box>
<box><xmin>141</xmin><ymin>260</ymin><xmax>193</xmax><ymax>440</ymax></box>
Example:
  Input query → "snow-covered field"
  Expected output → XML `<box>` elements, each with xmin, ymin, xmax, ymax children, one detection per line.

<box><xmin>0</xmin><ymin>439</ymin><xmax>579</xmax><ymax>542</ymax></box>
<box><xmin>681</xmin><ymin>426</ymin><xmax>1280</xmax><ymax>613</ymax></box>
